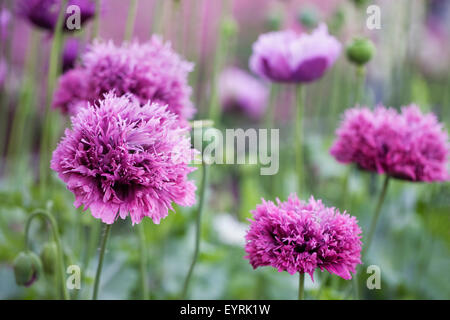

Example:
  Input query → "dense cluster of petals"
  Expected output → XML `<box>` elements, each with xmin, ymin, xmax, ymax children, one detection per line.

<box><xmin>245</xmin><ymin>195</ymin><xmax>362</xmax><ymax>280</ymax></box>
<box><xmin>53</xmin><ymin>37</ymin><xmax>195</xmax><ymax>124</ymax></box>
<box><xmin>51</xmin><ymin>93</ymin><xmax>197</xmax><ymax>225</ymax></box>
<box><xmin>330</xmin><ymin>105</ymin><xmax>449</xmax><ymax>182</ymax></box>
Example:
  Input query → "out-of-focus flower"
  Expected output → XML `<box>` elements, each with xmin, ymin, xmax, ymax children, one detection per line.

<box><xmin>219</xmin><ymin>67</ymin><xmax>268</xmax><ymax>121</ymax></box>
<box><xmin>249</xmin><ymin>23</ymin><xmax>341</xmax><ymax>83</ymax></box>
<box><xmin>53</xmin><ymin>37</ymin><xmax>195</xmax><ymax>124</ymax></box>
<box><xmin>51</xmin><ymin>92</ymin><xmax>197</xmax><ymax>225</ymax></box>
<box><xmin>17</xmin><ymin>0</ymin><xmax>96</xmax><ymax>32</ymax></box>
<box><xmin>415</xmin><ymin>20</ymin><xmax>450</xmax><ymax>79</ymax></box>
<box><xmin>62</xmin><ymin>37</ymin><xmax>80</xmax><ymax>73</ymax></box>
<box><xmin>346</xmin><ymin>37</ymin><xmax>375</xmax><ymax>66</ymax></box>
<box><xmin>13</xmin><ymin>251</ymin><xmax>43</xmax><ymax>287</ymax></box>
<box><xmin>213</xmin><ymin>213</ymin><xmax>247</xmax><ymax>247</ymax></box>
<box><xmin>52</xmin><ymin>68</ymin><xmax>88</xmax><ymax>114</ymax></box>
<box><xmin>245</xmin><ymin>195</ymin><xmax>362</xmax><ymax>280</ymax></box>
<box><xmin>330</xmin><ymin>105</ymin><xmax>449</xmax><ymax>182</ymax></box>
<box><xmin>0</xmin><ymin>8</ymin><xmax>11</xmax><ymax>41</ymax></box>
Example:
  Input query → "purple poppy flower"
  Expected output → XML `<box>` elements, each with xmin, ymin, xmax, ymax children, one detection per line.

<box><xmin>245</xmin><ymin>195</ymin><xmax>362</xmax><ymax>280</ymax></box>
<box><xmin>18</xmin><ymin>0</ymin><xmax>96</xmax><ymax>32</ymax></box>
<box><xmin>51</xmin><ymin>92</ymin><xmax>197</xmax><ymax>225</ymax></box>
<box><xmin>249</xmin><ymin>23</ymin><xmax>341</xmax><ymax>83</ymax></box>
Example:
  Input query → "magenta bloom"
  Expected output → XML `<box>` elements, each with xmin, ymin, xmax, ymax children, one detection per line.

<box><xmin>52</xmin><ymin>68</ymin><xmax>88</xmax><ymax>115</ymax></box>
<box><xmin>62</xmin><ymin>38</ymin><xmax>80</xmax><ymax>73</ymax></box>
<box><xmin>18</xmin><ymin>0</ymin><xmax>96</xmax><ymax>32</ymax></box>
<box><xmin>0</xmin><ymin>8</ymin><xmax>11</xmax><ymax>41</ymax></box>
<box><xmin>51</xmin><ymin>92</ymin><xmax>197</xmax><ymax>225</ymax></box>
<box><xmin>249</xmin><ymin>23</ymin><xmax>341</xmax><ymax>83</ymax></box>
<box><xmin>330</xmin><ymin>105</ymin><xmax>449</xmax><ymax>182</ymax></box>
<box><xmin>245</xmin><ymin>195</ymin><xmax>362</xmax><ymax>280</ymax></box>
<box><xmin>219</xmin><ymin>67</ymin><xmax>269</xmax><ymax>120</ymax></box>
<box><xmin>53</xmin><ymin>37</ymin><xmax>195</xmax><ymax>123</ymax></box>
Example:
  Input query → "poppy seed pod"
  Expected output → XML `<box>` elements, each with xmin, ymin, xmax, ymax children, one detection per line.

<box><xmin>13</xmin><ymin>252</ymin><xmax>43</xmax><ymax>287</ymax></box>
<box><xmin>346</xmin><ymin>37</ymin><xmax>375</xmax><ymax>66</ymax></box>
<box><xmin>265</xmin><ymin>10</ymin><xmax>283</xmax><ymax>31</ymax></box>
<box><xmin>40</xmin><ymin>242</ymin><xmax>58</xmax><ymax>274</ymax></box>
<box><xmin>298</xmin><ymin>7</ymin><xmax>319</xmax><ymax>29</ymax></box>
<box><xmin>352</xmin><ymin>0</ymin><xmax>369</xmax><ymax>8</ymax></box>
<box><xmin>221</xmin><ymin>16</ymin><xmax>238</xmax><ymax>39</ymax></box>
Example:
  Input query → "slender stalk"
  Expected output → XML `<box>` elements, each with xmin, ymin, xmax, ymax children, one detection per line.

<box><xmin>149</xmin><ymin>0</ymin><xmax>162</xmax><ymax>35</ymax></box>
<box><xmin>124</xmin><ymin>0</ymin><xmax>139</xmax><ymax>41</ymax></box>
<box><xmin>39</xmin><ymin>0</ymin><xmax>67</xmax><ymax>191</ymax></box>
<box><xmin>364</xmin><ymin>175</ymin><xmax>390</xmax><ymax>255</ymax></box>
<box><xmin>315</xmin><ymin>272</ymin><xmax>329</xmax><ymax>299</ymax></box>
<box><xmin>265</xmin><ymin>84</ymin><xmax>278</xmax><ymax>129</ymax></box>
<box><xmin>91</xmin><ymin>0</ymin><xmax>101</xmax><ymax>39</ymax></box>
<box><xmin>92</xmin><ymin>223</ymin><xmax>112</xmax><ymax>300</ymax></box>
<box><xmin>5</xmin><ymin>31</ymin><xmax>40</xmax><ymax>175</ymax></box>
<box><xmin>208</xmin><ymin>1</ymin><xmax>233</xmax><ymax>123</ymax></box>
<box><xmin>83</xmin><ymin>220</ymin><xmax>101</xmax><ymax>270</ymax></box>
<box><xmin>138</xmin><ymin>223</ymin><xmax>149</xmax><ymax>299</ymax></box>
<box><xmin>298</xmin><ymin>272</ymin><xmax>305</xmax><ymax>300</ymax></box>
<box><xmin>181</xmin><ymin>161</ymin><xmax>209</xmax><ymax>299</ymax></box>
<box><xmin>295</xmin><ymin>85</ymin><xmax>304</xmax><ymax>196</ymax></box>
<box><xmin>354</xmin><ymin>66</ymin><xmax>366</xmax><ymax>105</ymax></box>
<box><xmin>352</xmin><ymin>274</ymin><xmax>359</xmax><ymax>300</ymax></box>
<box><xmin>25</xmin><ymin>210</ymin><xmax>69</xmax><ymax>300</ymax></box>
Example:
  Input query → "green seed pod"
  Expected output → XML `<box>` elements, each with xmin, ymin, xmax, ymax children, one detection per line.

<box><xmin>298</xmin><ymin>7</ymin><xmax>318</xmax><ymax>29</ymax></box>
<box><xmin>346</xmin><ymin>37</ymin><xmax>376</xmax><ymax>66</ymax></box>
<box><xmin>13</xmin><ymin>251</ymin><xmax>42</xmax><ymax>287</ymax></box>
<box><xmin>40</xmin><ymin>242</ymin><xmax>58</xmax><ymax>274</ymax></box>
<box><xmin>265</xmin><ymin>10</ymin><xmax>283</xmax><ymax>31</ymax></box>
<box><xmin>221</xmin><ymin>17</ymin><xmax>238</xmax><ymax>39</ymax></box>
<box><xmin>352</xmin><ymin>0</ymin><xmax>369</xmax><ymax>8</ymax></box>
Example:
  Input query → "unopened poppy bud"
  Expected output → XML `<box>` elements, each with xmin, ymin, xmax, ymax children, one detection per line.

<box><xmin>221</xmin><ymin>17</ymin><xmax>238</xmax><ymax>39</ymax></box>
<box><xmin>352</xmin><ymin>0</ymin><xmax>369</xmax><ymax>8</ymax></box>
<box><xmin>298</xmin><ymin>7</ymin><xmax>318</xmax><ymax>29</ymax></box>
<box><xmin>346</xmin><ymin>37</ymin><xmax>375</xmax><ymax>66</ymax></box>
<box><xmin>265</xmin><ymin>10</ymin><xmax>283</xmax><ymax>31</ymax></box>
<box><xmin>13</xmin><ymin>251</ymin><xmax>42</xmax><ymax>287</ymax></box>
<box><xmin>40</xmin><ymin>242</ymin><xmax>58</xmax><ymax>274</ymax></box>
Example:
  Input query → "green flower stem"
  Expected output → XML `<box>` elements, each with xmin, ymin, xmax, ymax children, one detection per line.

<box><xmin>354</xmin><ymin>66</ymin><xmax>365</xmax><ymax>105</ymax></box>
<box><xmin>92</xmin><ymin>223</ymin><xmax>112</xmax><ymax>300</ymax></box>
<box><xmin>265</xmin><ymin>84</ymin><xmax>279</xmax><ymax>130</ymax></box>
<box><xmin>149</xmin><ymin>0</ymin><xmax>163</xmax><ymax>35</ymax></box>
<box><xmin>181</xmin><ymin>160</ymin><xmax>209</xmax><ymax>299</ymax></box>
<box><xmin>6</xmin><ymin>31</ymin><xmax>40</xmax><ymax>175</ymax></box>
<box><xmin>315</xmin><ymin>272</ymin><xmax>329</xmax><ymax>299</ymax></box>
<box><xmin>208</xmin><ymin>1</ymin><xmax>233</xmax><ymax>124</ymax></box>
<box><xmin>352</xmin><ymin>175</ymin><xmax>390</xmax><ymax>300</ymax></box>
<box><xmin>91</xmin><ymin>0</ymin><xmax>102</xmax><ymax>39</ymax></box>
<box><xmin>124</xmin><ymin>0</ymin><xmax>139</xmax><ymax>41</ymax></box>
<box><xmin>298</xmin><ymin>272</ymin><xmax>305</xmax><ymax>300</ymax></box>
<box><xmin>364</xmin><ymin>175</ymin><xmax>390</xmax><ymax>255</ymax></box>
<box><xmin>138</xmin><ymin>223</ymin><xmax>149</xmax><ymax>299</ymax></box>
<box><xmin>83</xmin><ymin>220</ymin><xmax>101</xmax><ymax>271</ymax></box>
<box><xmin>295</xmin><ymin>85</ymin><xmax>305</xmax><ymax>196</ymax></box>
<box><xmin>25</xmin><ymin>210</ymin><xmax>69</xmax><ymax>300</ymax></box>
<box><xmin>39</xmin><ymin>0</ymin><xmax>67</xmax><ymax>191</ymax></box>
